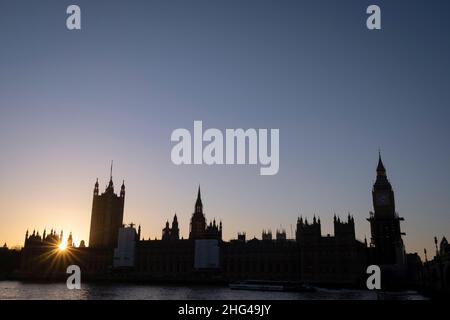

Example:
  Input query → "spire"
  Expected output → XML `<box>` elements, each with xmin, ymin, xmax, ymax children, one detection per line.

<box><xmin>120</xmin><ymin>180</ymin><xmax>125</xmax><ymax>197</ymax></box>
<box><xmin>195</xmin><ymin>185</ymin><xmax>203</xmax><ymax>213</ymax></box>
<box><xmin>435</xmin><ymin>236</ymin><xmax>439</xmax><ymax>256</ymax></box>
<box><xmin>377</xmin><ymin>151</ymin><xmax>386</xmax><ymax>176</ymax></box>
<box><xmin>106</xmin><ymin>161</ymin><xmax>114</xmax><ymax>191</ymax></box>
<box><xmin>94</xmin><ymin>178</ymin><xmax>99</xmax><ymax>195</ymax></box>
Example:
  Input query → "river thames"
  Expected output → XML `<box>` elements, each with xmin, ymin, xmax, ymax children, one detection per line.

<box><xmin>0</xmin><ymin>281</ymin><xmax>427</xmax><ymax>300</ymax></box>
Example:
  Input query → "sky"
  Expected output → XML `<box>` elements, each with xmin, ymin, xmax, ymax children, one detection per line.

<box><xmin>0</xmin><ymin>0</ymin><xmax>449</xmax><ymax>258</ymax></box>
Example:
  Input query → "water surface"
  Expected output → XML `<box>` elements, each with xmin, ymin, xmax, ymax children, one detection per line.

<box><xmin>0</xmin><ymin>281</ymin><xmax>427</xmax><ymax>300</ymax></box>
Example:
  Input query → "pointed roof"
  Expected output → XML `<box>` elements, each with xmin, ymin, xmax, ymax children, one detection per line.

<box><xmin>195</xmin><ymin>185</ymin><xmax>202</xmax><ymax>208</ymax></box>
<box><xmin>106</xmin><ymin>161</ymin><xmax>114</xmax><ymax>191</ymax></box>
<box><xmin>377</xmin><ymin>151</ymin><xmax>386</xmax><ymax>174</ymax></box>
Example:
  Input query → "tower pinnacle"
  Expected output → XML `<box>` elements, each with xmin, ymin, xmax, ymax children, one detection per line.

<box><xmin>377</xmin><ymin>151</ymin><xmax>386</xmax><ymax>176</ymax></box>
<box><xmin>106</xmin><ymin>161</ymin><xmax>114</xmax><ymax>191</ymax></box>
<box><xmin>110</xmin><ymin>160</ymin><xmax>113</xmax><ymax>181</ymax></box>
<box><xmin>195</xmin><ymin>185</ymin><xmax>203</xmax><ymax>212</ymax></box>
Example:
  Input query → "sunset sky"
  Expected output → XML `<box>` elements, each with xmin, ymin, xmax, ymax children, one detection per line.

<box><xmin>1</xmin><ymin>0</ymin><xmax>449</xmax><ymax>258</ymax></box>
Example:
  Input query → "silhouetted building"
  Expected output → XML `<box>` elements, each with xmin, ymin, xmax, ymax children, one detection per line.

<box><xmin>0</xmin><ymin>245</ymin><xmax>20</xmax><ymax>279</ymax></box>
<box><xmin>422</xmin><ymin>236</ymin><xmax>450</xmax><ymax>295</ymax></box>
<box><xmin>222</xmin><ymin>237</ymin><xmax>301</xmax><ymax>281</ymax></box>
<box><xmin>262</xmin><ymin>230</ymin><xmax>273</xmax><ymax>241</ymax></box>
<box><xmin>296</xmin><ymin>214</ymin><xmax>367</xmax><ymax>284</ymax></box>
<box><xmin>189</xmin><ymin>187</ymin><xmax>222</xmax><ymax>240</ymax></box>
<box><xmin>276</xmin><ymin>229</ymin><xmax>287</xmax><ymax>241</ymax></box>
<box><xmin>237</xmin><ymin>232</ymin><xmax>246</xmax><ymax>242</ymax></box>
<box><xmin>7</xmin><ymin>154</ymin><xmax>434</xmax><ymax>290</ymax></box>
<box><xmin>19</xmin><ymin>226</ymin><xmax>112</xmax><ymax>279</ymax></box>
<box><xmin>19</xmin><ymin>228</ymin><xmax>82</xmax><ymax>278</ymax></box>
<box><xmin>162</xmin><ymin>214</ymin><xmax>180</xmax><ymax>240</ymax></box>
<box><xmin>88</xmin><ymin>164</ymin><xmax>125</xmax><ymax>249</ymax></box>
<box><xmin>368</xmin><ymin>154</ymin><xmax>406</xmax><ymax>265</ymax></box>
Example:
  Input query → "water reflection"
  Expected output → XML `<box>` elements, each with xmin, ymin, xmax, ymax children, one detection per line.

<box><xmin>0</xmin><ymin>281</ymin><xmax>427</xmax><ymax>300</ymax></box>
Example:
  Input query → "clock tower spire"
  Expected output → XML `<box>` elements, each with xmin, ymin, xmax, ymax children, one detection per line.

<box><xmin>372</xmin><ymin>152</ymin><xmax>395</xmax><ymax>217</ymax></box>
<box><xmin>376</xmin><ymin>151</ymin><xmax>386</xmax><ymax>176</ymax></box>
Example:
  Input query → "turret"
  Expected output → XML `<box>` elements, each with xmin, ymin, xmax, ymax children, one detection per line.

<box><xmin>94</xmin><ymin>178</ymin><xmax>99</xmax><ymax>196</ymax></box>
<box><xmin>334</xmin><ymin>214</ymin><xmax>356</xmax><ymax>243</ymax></box>
<box><xmin>120</xmin><ymin>180</ymin><xmax>125</xmax><ymax>198</ymax></box>
<box><xmin>162</xmin><ymin>220</ymin><xmax>171</xmax><ymax>240</ymax></box>
<box><xmin>296</xmin><ymin>215</ymin><xmax>321</xmax><ymax>244</ymax></box>
<box><xmin>106</xmin><ymin>161</ymin><xmax>114</xmax><ymax>192</ymax></box>
<box><xmin>171</xmin><ymin>214</ymin><xmax>179</xmax><ymax>240</ymax></box>
<box><xmin>195</xmin><ymin>186</ymin><xmax>203</xmax><ymax>213</ymax></box>
<box><xmin>67</xmin><ymin>232</ymin><xmax>73</xmax><ymax>247</ymax></box>
<box><xmin>24</xmin><ymin>230</ymin><xmax>29</xmax><ymax>247</ymax></box>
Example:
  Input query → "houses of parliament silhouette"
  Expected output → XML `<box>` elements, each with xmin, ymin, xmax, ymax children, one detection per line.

<box><xmin>1</xmin><ymin>155</ymin><xmax>449</xmax><ymax>294</ymax></box>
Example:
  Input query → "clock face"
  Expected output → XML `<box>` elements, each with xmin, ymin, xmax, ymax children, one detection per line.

<box><xmin>376</xmin><ymin>193</ymin><xmax>390</xmax><ymax>205</ymax></box>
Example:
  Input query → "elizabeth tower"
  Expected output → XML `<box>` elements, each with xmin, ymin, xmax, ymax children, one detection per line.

<box><xmin>368</xmin><ymin>154</ymin><xmax>406</xmax><ymax>265</ymax></box>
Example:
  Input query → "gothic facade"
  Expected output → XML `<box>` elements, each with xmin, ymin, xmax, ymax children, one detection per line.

<box><xmin>9</xmin><ymin>155</ymin><xmax>435</xmax><ymax>289</ymax></box>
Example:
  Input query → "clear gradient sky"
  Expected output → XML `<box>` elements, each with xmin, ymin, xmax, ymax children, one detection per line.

<box><xmin>1</xmin><ymin>0</ymin><xmax>449</xmax><ymax>258</ymax></box>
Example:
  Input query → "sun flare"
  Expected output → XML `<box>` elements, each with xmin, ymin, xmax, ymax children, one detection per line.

<box><xmin>58</xmin><ymin>242</ymin><xmax>67</xmax><ymax>251</ymax></box>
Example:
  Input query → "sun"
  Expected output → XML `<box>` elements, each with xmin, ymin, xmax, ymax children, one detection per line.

<box><xmin>58</xmin><ymin>242</ymin><xmax>67</xmax><ymax>251</ymax></box>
